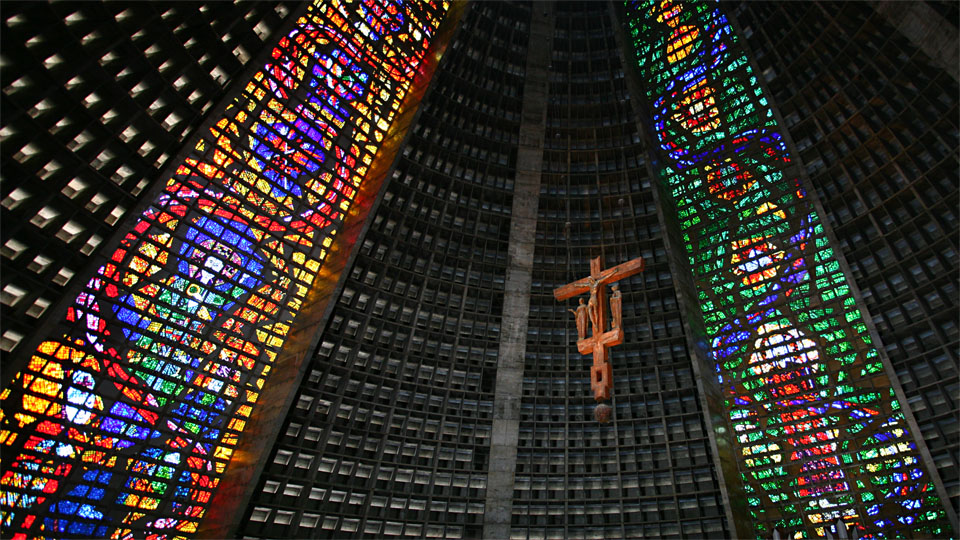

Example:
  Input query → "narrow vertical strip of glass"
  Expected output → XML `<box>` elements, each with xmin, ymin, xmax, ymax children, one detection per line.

<box><xmin>623</xmin><ymin>1</ymin><xmax>951</xmax><ymax>538</ymax></box>
<box><xmin>0</xmin><ymin>2</ymin><xmax>449</xmax><ymax>538</ymax></box>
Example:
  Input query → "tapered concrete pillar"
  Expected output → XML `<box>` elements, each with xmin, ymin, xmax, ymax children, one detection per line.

<box><xmin>482</xmin><ymin>4</ymin><xmax>554</xmax><ymax>539</ymax></box>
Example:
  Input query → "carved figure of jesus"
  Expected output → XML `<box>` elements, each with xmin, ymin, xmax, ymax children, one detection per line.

<box><xmin>610</xmin><ymin>284</ymin><xmax>622</xmax><ymax>329</ymax></box>
<box><xmin>553</xmin><ymin>255</ymin><xmax>644</xmax><ymax>408</ymax></box>
<box><xmin>569</xmin><ymin>298</ymin><xmax>589</xmax><ymax>340</ymax></box>
<box><xmin>587</xmin><ymin>277</ymin><xmax>600</xmax><ymax>336</ymax></box>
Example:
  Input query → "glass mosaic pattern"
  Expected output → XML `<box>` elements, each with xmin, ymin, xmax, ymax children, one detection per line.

<box><xmin>624</xmin><ymin>0</ymin><xmax>951</xmax><ymax>538</ymax></box>
<box><xmin>0</xmin><ymin>1</ymin><xmax>449</xmax><ymax>538</ymax></box>
<box><xmin>734</xmin><ymin>1</ymin><xmax>960</xmax><ymax>513</ymax></box>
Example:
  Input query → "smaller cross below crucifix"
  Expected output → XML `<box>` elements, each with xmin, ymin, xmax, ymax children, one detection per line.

<box><xmin>554</xmin><ymin>256</ymin><xmax>644</xmax><ymax>407</ymax></box>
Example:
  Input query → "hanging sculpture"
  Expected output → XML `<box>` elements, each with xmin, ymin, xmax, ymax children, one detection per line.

<box><xmin>554</xmin><ymin>256</ymin><xmax>644</xmax><ymax>423</ymax></box>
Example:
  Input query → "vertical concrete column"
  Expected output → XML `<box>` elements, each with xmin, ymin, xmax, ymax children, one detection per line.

<box><xmin>482</xmin><ymin>4</ymin><xmax>554</xmax><ymax>540</ymax></box>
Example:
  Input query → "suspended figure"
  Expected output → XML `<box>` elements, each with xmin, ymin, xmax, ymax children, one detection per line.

<box><xmin>555</xmin><ymin>256</ymin><xmax>644</xmax><ymax>424</ymax></box>
<box><xmin>569</xmin><ymin>298</ymin><xmax>589</xmax><ymax>340</ymax></box>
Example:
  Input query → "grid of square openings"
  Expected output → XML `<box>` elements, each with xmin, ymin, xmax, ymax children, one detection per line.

<box><xmin>510</xmin><ymin>3</ymin><xmax>728</xmax><ymax>539</ymax></box>
<box><xmin>237</xmin><ymin>3</ymin><xmax>529</xmax><ymax>539</ymax></box>
<box><xmin>0</xmin><ymin>2</ymin><xmax>294</xmax><ymax>352</ymax></box>
<box><xmin>735</xmin><ymin>0</ymin><xmax>960</xmax><ymax>512</ymax></box>
<box><xmin>416</xmin><ymin>3</ymin><xmax>528</xmax><ymax>182</ymax></box>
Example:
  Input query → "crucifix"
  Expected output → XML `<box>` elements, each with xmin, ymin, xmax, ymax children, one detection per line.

<box><xmin>553</xmin><ymin>255</ymin><xmax>645</xmax><ymax>422</ymax></box>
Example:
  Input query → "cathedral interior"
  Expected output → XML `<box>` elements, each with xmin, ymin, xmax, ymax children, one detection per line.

<box><xmin>0</xmin><ymin>1</ymin><xmax>957</xmax><ymax>539</ymax></box>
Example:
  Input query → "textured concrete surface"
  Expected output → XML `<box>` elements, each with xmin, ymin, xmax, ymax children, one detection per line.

<box><xmin>874</xmin><ymin>1</ymin><xmax>959</xmax><ymax>82</ymax></box>
<box><xmin>482</xmin><ymin>5</ymin><xmax>554</xmax><ymax>540</ymax></box>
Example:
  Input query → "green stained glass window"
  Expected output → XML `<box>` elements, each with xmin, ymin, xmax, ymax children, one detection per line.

<box><xmin>624</xmin><ymin>0</ymin><xmax>951</xmax><ymax>537</ymax></box>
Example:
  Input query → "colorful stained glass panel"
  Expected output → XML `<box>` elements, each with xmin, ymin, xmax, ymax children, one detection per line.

<box><xmin>624</xmin><ymin>1</ymin><xmax>951</xmax><ymax>538</ymax></box>
<box><xmin>0</xmin><ymin>1</ymin><xmax>450</xmax><ymax>538</ymax></box>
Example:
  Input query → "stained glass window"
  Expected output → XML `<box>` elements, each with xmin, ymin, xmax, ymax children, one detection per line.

<box><xmin>0</xmin><ymin>1</ymin><xmax>450</xmax><ymax>538</ymax></box>
<box><xmin>624</xmin><ymin>1</ymin><xmax>951</xmax><ymax>538</ymax></box>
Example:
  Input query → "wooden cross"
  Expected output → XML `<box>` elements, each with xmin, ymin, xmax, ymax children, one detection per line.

<box><xmin>553</xmin><ymin>256</ymin><xmax>645</xmax><ymax>402</ymax></box>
